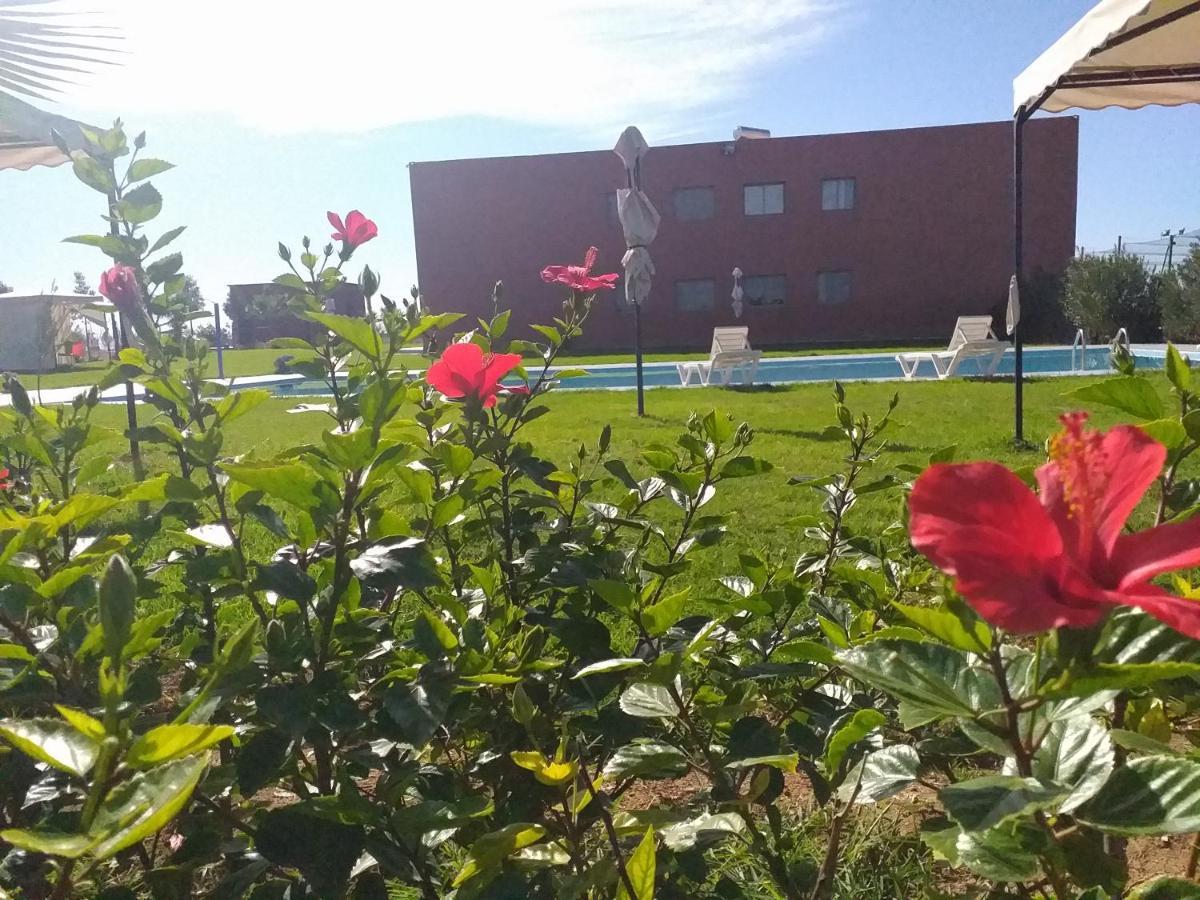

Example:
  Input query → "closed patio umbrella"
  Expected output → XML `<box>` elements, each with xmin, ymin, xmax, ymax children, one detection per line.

<box><xmin>613</xmin><ymin>125</ymin><xmax>661</xmax><ymax>416</ymax></box>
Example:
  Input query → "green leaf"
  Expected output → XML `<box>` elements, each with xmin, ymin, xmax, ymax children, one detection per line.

<box><xmin>148</xmin><ymin>225</ymin><xmax>186</xmax><ymax>255</ymax></box>
<box><xmin>1026</xmin><ymin>714</ymin><xmax>1113</xmax><ymax>813</ymax></box>
<box><xmin>306</xmin><ymin>311</ymin><xmax>383</xmax><ymax>360</ymax></box>
<box><xmin>215</xmin><ymin>389</ymin><xmax>271</xmax><ymax>424</ymax></box>
<box><xmin>642</xmin><ymin>589</ymin><xmax>688</xmax><ymax>637</ymax></box>
<box><xmin>720</xmin><ymin>456</ymin><xmax>774</xmax><ymax>478</ymax></box>
<box><xmin>125</xmin><ymin>723</ymin><xmax>235</xmax><ymax>769</ymax></box>
<box><xmin>1068</xmin><ymin>376</ymin><xmax>1164</xmax><ymax>420</ymax></box>
<box><xmin>222</xmin><ymin>461</ymin><xmax>322</xmax><ymax>510</ymax></box>
<box><xmin>658</xmin><ymin>812</ymin><xmax>743</xmax><ymax>850</ymax></box>
<box><xmin>256</xmin><ymin>804</ymin><xmax>365</xmax><ymax>896</ymax></box>
<box><xmin>842</xmin><ymin>745</ymin><xmax>920</xmax><ymax>804</ymax></box>
<box><xmin>1140</xmin><ymin>418</ymin><xmax>1188</xmax><ymax>449</ymax></box>
<box><xmin>72</xmin><ymin>156</ymin><xmax>116</xmax><ymax>194</ymax></box>
<box><xmin>383</xmin><ymin>679</ymin><xmax>451</xmax><ymax>746</ymax></box>
<box><xmin>1043</xmin><ymin>661</ymin><xmax>1200</xmax><ymax>698</ymax></box>
<box><xmin>1130</xmin><ymin>878</ymin><xmax>1200</xmax><ymax>899</ymax></box>
<box><xmin>1166</xmin><ymin>343</ymin><xmax>1192</xmax><ymax>392</ymax></box>
<box><xmin>89</xmin><ymin>755</ymin><xmax>207</xmax><ymax>859</ymax></box>
<box><xmin>453</xmin><ymin>823</ymin><xmax>547</xmax><ymax>887</ymax></box>
<box><xmin>573</xmin><ymin>658</ymin><xmax>646</xmax><ymax>679</ymax></box>
<box><xmin>416</xmin><ymin>610</ymin><xmax>459</xmax><ymax>653</ymax></box>
<box><xmin>0</xmin><ymin>718</ymin><xmax>99</xmax><ymax>776</ymax></box>
<box><xmin>116</xmin><ymin>182</ymin><xmax>163</xmax><ymax>224</ymax></box>
<box><xmin>771</xmin><ymin>639</ymin><xmax>836</xmax><ymax>666</ymax></box>
<box><xmin>725</xmin><ymin>753</ymin><xmax>798</xmax><ymax>773</ymax></box>
<box><xmin>619</xmin><ymin>683</ymin><xmax>681</xmax><ymax>719</ymax></box>
<box><xmin>825</xmin><ymin>709</ymin><xmax>886</xmax><ymax>775</ymax></box>
<box><xmin>955</xmin><ymin>821</ymin><xmax>1044</xmax><ymax>882</ymax></box>
<box><xmin>603</xmin><ymin>740</ymin><xmax>688</xmax><ymax>781</ymax></box>
<box><xmin>617</xmin><ymin>828</ymin><xmax>655</xmax><ymax>900</ymax></box>
<box><xmin>836</xmin><ymin>640</ymin><xmax>980</xmax><ymax>719</ymax></box>
<box><xmin>54</xmin><ymin>706</ymin><xmax>105</xmax><ymax>741</ymax></box>
<box><xmin>351</xmin><ymin>538</ymin><xmax>443</xmax><ymax>592</ymax></box>
<box><xmin>892</xmin><ymin>601</ymin><xmax>990</xmax><ymax>653</ymax></box>
<box><xmin>145</xmin><ymin>252</ymin><xmax>182</xmax><ymax>284</ymax></box>
<box><xmin>127</xmin><ymin>158</ymin><xmax>174</xmax><ymax>182</ymax></box>
<box><xmin>0</xmin><ymin>829</ymin><xmax>95</xmax><ymax>859</ymax></box>
<box><xmin>592</xmin><ymin>579</ymin><xmax>636</xmax><ymax>614</ymax></box>
<box><xmin>940</xmin><ymin>775</ymin><xmax>1068</xmax><ymax>832</ymax></box>
<box><xmin>1078</xmin><ymin>755</ymin><xmax>1200</xmax><ymax>835</ymax></box>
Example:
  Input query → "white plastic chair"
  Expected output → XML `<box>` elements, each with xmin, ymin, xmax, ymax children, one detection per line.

<box><xmin>896</xmin><ymin>316</ymin><xmax>1008</xmax><ymax>380</ymax></box>
<box><xmin>677</xmin><ymin>326</ymin><xmax>763</xmax><ymax>386</ymax></box>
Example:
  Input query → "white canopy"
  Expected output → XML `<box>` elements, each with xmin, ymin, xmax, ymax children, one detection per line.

<box><xmin>1014</xmin><ymin>0</ymin><xmax>1200</xmax><ymax>114</ymax></box>
<box><xmin>0</xmin><ymin>92</ymin><xmax>93</xmax><ymax>172</ymax></box>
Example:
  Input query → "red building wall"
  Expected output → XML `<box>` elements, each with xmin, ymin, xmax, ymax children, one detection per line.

<box><xmin>409</xmin><ymin>119</ymin><xmax>1078</xmax><ymax>350</ymax></box>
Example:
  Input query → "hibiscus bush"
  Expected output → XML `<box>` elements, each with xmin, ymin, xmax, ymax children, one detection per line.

<box><xmin>4</xmin><ymin>120</ymin><xmax>1200</xmax><ymax>899</ymax></box>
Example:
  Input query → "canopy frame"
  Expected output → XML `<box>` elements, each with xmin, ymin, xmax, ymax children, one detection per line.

<box><xmin>1012</xmin><ymin>0</ymin><xmax>1200</xmax><ymax>441</ymax></box>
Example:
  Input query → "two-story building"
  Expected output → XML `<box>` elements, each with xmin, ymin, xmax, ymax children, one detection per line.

<box><xmin>409</xmin><ymin>119</ymin><xmax>1078</xmax><ymax>351</ymax></box>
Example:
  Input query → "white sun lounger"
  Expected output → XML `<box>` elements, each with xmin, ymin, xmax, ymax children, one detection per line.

<box><xmin>677</xmin><ymin>326</ymin><xmax>763</xmax><ymax>386</ymax></box>
<box><xmin>896</xmin><ymin>316</ymin><xmax>1008</xmax><ymax>380</ymax></box>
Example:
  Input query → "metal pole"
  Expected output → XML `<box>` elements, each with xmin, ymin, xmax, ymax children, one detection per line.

<box><xmin>213</xmin><ymin>302</ymin><xmax>225</xmax><ymax>379</ymax></box>
<box><xmin>634</xmin><ymin>301</ymin><xmax>645</xmax><ymax>416</ymax></box>
<box><xmin>1013</xmin><ymin>110</ymin><xmax>1026</xmax><ymax>443</ymax></box>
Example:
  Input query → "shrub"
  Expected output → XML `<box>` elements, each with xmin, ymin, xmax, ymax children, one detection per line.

<box><xmin>1161</xmin><ymin>244</ymin><xmax>1200</xmax><ymax>343</ymax></box>
<box><xmin>1062</xmin><ymin>251</ymin><xmax>1161</xmax><ymax>342</ymax></box>
<box><xmin>5</xmin><ymin>120</ymin><xmax>1200</xmax><ymax>900</ymax></box>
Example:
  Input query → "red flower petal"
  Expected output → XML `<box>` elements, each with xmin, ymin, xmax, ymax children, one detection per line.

<box><xmin>938</xmin><ymin>534</ymin><xmax>1111</xmax><ymax>632</ymax></box>
<box><xmin>1117</xmin><ymin>584</ymin><xmax>1200</xmax><ymax>641</ymax></box>
<box><xmin>541</xmin><ymin>265</ymin><xmax>569</xmax><ymax>284</ymax></box>
<box><xmin>910</xmin><ymin>463</ymin><xmax>1063</xmax><ymax>576</ymax></box>
<box><xmin>327</xmin><ymin>211</ymin><xmax>346</xmax><ymax>239</ymax></box>
<box><xmin>583</xmin><ymin>246</ymin><xmax>598</xmax><ymax>272</ymax></box>
<box><xmin>1110</xmin><ymin>515</ymin><xmax>1200</xmax><ymax>589</ymax></box>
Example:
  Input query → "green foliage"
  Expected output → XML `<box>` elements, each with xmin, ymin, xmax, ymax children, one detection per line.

<box><xmin>1162</xmin><ymin>245</ymin><xmax>1200</xmax><ymax>342</ymax></box>
<box><xmin>8</xmin><ymin>120</ymin><xmax>1200</xmax><ymax>899</ymax></box>
<box><xmin>1063</xmin><ymin>251</ymin><xmax>1162</xmax><ymax>342</ymax></box>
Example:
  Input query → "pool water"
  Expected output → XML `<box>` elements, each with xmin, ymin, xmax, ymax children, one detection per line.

<box><xmin>267</xmin><ymin>346</ymin><xmax>1161</xmax><ymax>396</ymax></box>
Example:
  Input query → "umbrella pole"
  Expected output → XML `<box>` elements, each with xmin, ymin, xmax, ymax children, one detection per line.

<box><xmin>634</xmin><ymin>301</ymin><xmax>645</xmax><ymax>416</ymax></box>
<box><xmin>1012</xmin><ymin>109</ymin><xmax>1026</xmax><ymax>444</ymax></box>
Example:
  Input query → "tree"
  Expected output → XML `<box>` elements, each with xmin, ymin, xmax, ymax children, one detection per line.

<box><xmin>73</xmin><ymin>271</ymin><xmax>95</xmax><ymax>295</ymax></box>
<box><xmin>178</xmin><ymin>275</ymin><xmax>205</xmax><ymax>313</ymax></box>
<box><xmin>1062</xmin><ymin>251</ymin><xmax>1161</xmax><ymax>342</ymax></box>
<box><xmin>1161</xmin><ymin>244</ymin><xmax>1200</xmax><ymax>342</ymax></box>
<box><xmin>0</xmin><ymin>280</ymin><xmax>11</xmax><ymax>294</ymax></box>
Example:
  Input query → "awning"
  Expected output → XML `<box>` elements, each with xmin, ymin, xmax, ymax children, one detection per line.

<box><xmin>0</xmin><ymin>92</ymin><xmax>94</xmax><ymax>171</ymax></box>
<box><xmin>1014</xmin><ymin>0</ymin><xmax>1200</xmax><ymax>114</ymax></box>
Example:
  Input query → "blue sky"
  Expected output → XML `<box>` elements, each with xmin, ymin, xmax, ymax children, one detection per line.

<box><xmin>2</xmin><ymin>0</ymin><xmax>1197</xmax><ymax>308</ymax></box>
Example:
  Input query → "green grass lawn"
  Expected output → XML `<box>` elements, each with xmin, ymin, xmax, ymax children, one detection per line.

<box><xmin>79</xmin><ymin>373</ymin><xmax>1148</xmax><ymax>596</ymax></box>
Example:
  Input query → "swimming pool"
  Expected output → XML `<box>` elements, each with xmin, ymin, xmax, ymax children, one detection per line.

<box><xmin>266</xmin><ymin>345</ymin><xmax>1163</xmax><ymax>396</ymax></box>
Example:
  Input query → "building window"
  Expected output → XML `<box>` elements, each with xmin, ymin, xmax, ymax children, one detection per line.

<box><xmin>744</xmin><ymin>182</ymin><xmax>784</xmax><ymax>216</ymax></box>
<box><xmin>821</xmin><ymin>177</ymin><xmax>856</xmax><ymax>211</ymax></box>
<box><xmin>673</xmin><ymin>186</ymin><xmax>715</xmax><ymax>221</ymax></box>
<box><xmin>744</xmin><ymin>274</ymin><xmax>786</xmax><ymax>306</ymax></box>
<box><xmin>674</xmin><ymin>279</ymin><xmax>715</xmax><ymax>312</ymax></box>
<box><xmin>606</xmin><ymin>192</ymin><xmax>620</xmax><ymax>226</ymax></box>
<box><xmin>817</xmin><ymin>270</ymin><xmax>853</xmax><ymax>305</ymax></box>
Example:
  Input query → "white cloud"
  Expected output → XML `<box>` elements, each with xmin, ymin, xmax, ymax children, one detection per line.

<box><xmin>40</xmin><ymin>0</ymin><xmax>839</xmax><ymax>136</ymax></box>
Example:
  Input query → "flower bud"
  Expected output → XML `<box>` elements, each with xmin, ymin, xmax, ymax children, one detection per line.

<box><xmin>98</xmin><ymin>265</ymin><xmax>141</xmax><ymax>313</ymax></box>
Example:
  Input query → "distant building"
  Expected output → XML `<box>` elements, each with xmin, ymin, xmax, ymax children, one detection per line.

<box><xmin>225</xmin><ymin>282</ymin><xmax>366</xmax><ymax>348</ymax></box>
<box><xmin>410</xmin><ymin>119</ymin><xmax>1078</xmax><ymax>350</ymax></box>
<box><xmin>0</xmin><ymin>292</ymin><xmax>104</xmax><ymax>372</ymax></box>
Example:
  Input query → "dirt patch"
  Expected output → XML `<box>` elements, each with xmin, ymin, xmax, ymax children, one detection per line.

<box><xmin>1127</xmin><ymin>834</ymin><xmax>1196</xmax><ymax>888</ymax></box>
<box><xmin>619</xmin><ymin>769</ymin><xmax>816</xmax><ymax>812</ymax></box>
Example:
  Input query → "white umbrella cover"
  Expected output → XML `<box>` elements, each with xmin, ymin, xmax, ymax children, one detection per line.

<box><xmin>613</xmin><ymin>126</ymin><xmax>660</xmax><ymax>306</ymax></box>
<box><xmin>1007</xmin><ymin>274</ymin><xmax>1020</xmax><ymax>336</ymax></box>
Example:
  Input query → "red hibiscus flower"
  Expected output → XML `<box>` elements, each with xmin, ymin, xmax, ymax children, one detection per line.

<box><xmin>98</xmin><ymin>265</ymin><xmax>140</xmax><ymax>312</ymax></box>
<box><xmin>909</xmin><ymin>412</ymin><xmax>1200</xmax><ymax>640</ymax></box>
<box><xmin>426</xmin><ymin>342</ymin><xmax>523</xmax><ymax>409</ymax></box>
<box><xmin>328</xmin><ymin>210</ymin><xmax>378</xmax><ymax>250</ymax></box>
<box><xmin>540</xmin><ymin>246</ymin><xmax>619</xmax><ymax>293</ymax></box>
<box><xmin>0</xmin><ymin>467</ymin><xmax>10</xmax><ymax>491</ymax></box>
